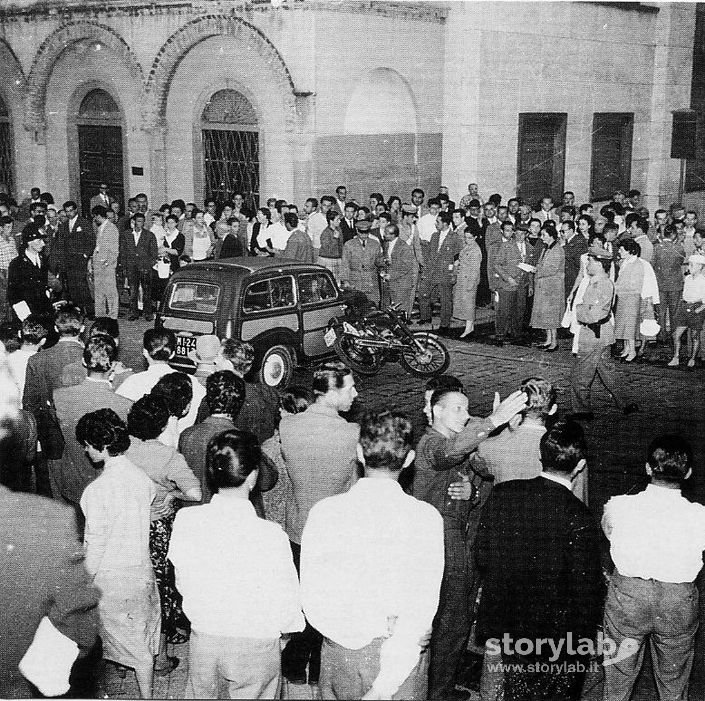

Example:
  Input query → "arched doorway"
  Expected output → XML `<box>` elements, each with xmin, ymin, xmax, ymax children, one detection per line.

<box><xmin>0</xmin><ymin>95</ymin><xmax>13</xmax><ymax>197</ymax></box>
<box><xmin>76</xmin><ymin>88</ymin><xmax>124</xmax><ymax>217</ymax></box>
<box><xmin>201</xmin><ymin>89</ymin><xmax>260</xmax><ymax>208</ymax></box>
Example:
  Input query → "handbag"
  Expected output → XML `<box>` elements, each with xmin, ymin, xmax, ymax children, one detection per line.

<box><xmin>35</xmin><ymin>404</ymin><xmax>65</xmax><ymax>460</ymax></box>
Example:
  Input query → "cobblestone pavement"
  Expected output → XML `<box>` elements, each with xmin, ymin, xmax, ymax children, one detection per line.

<box><xmin>103</xmin><ymin>317</ymin><xmax>705</xmax><ymax>700</ymax></box>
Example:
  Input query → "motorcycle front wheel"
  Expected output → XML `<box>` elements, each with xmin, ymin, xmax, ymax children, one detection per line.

<box><xmin>400</xmin><ymin>332</ymin><xmax>451</xmax><ymax>377</ymax></box>
<box><xmin>333</xmin><ymin>329</ymin><xmax>383</xmax><ymax>375</ymax></box>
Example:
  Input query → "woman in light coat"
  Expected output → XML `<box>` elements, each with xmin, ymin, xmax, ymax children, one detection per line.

<box><xmin>530</xmin><ymin>227</ymin><xmax>565</xmax><ymax>351</ymax></box>
<box><xmin>614</xmin><ymin>238</ymin><xmax>644</xmax><ymax>362</ymax></box>
<box><xmin>453</xmin><ymin>230</ymin><xmax>482</xmax><ymax>338</ymax></box>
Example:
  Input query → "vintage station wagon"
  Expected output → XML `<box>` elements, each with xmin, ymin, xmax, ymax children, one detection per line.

<box><xmin>157</xmin><ymin>257</ymin><xmax>340</xmax><ymax>387</ymax></box>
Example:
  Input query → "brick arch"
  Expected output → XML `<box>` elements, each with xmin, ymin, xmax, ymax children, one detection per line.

<box><xmin>143</xmin><ymin>15</ymin><xmax>296</xmax><ymax>132</ymax></box>
<box><xmin>0</xmin><ymin>39</ymin><xmax>27</xmax><ymax>110</ymax></box>
<box><xmin>25</xmin><ymin>21</ymin><xmax>144</xmax><ymax>135</ymax></box>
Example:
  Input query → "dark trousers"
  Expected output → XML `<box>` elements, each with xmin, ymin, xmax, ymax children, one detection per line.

<box><xmin>659</xmin><ymin>288</ymin><xmax>682</xmax><ymax>336</ymax></box>
<box><xmin>570</xmin><ymin>340</ymin><xmax>625</xmax><ymax>413</ymax></box>
<box><xmin>65</xmin><ymin>261</ymin><xmax>92</xmax><ymax>311</ymax></box>
<box><xmin>418</xmin><ymin>280</ymin><xmax>454</xmax><ymax>327</ymax></box>
<box><xmin>495</xmin><ymin>288</ymin><xmax>520</xmax><ymax>337</ymax></box>
<box><xmin>127</xmin><ymin>267</ymin><xmax>153</xmax><ymax>316</ymax></box>
<box><xmin>429</xmin><ymin>528</ymin><xmax>475</xmax><ymax>699</ymax></box>
<box><xmin>501</xmin><ymin>651</ymin><xmax>587</xmax><ymax>701</ymax></box>
<box><xmin>282</xmin><ymin>541</ymin><xmax>322</xmax><ymax>682</ymax></box>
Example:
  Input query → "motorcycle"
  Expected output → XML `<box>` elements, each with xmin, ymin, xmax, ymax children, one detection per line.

<box><xmin>324</xmin><ymin>295</ymin><xmax>451</xmax><ymax>377</ymax></box>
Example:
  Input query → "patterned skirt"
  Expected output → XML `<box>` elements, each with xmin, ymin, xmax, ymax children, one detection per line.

<box><xmin>149</xmin><ymin>512</ymin><xmax>186</xmax><ymax>638</ymax></box>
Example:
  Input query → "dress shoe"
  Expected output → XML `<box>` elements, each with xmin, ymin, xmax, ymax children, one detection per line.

<box><xmin>144</xmin><ymin>313</ymin><xmax>154</xmax><ymax>322</ymax></box>
<box><xmin>543</xmin><ymin>345</ymin><xmax>558</xmax><ymax>352</ymax></box>
<box><xmin>568</xmin><ymin>411</ymin><xmax>595</xmax><ymax>422</ymax></box>
<box><xmin>623</xmin><ymin>403</ymin><xmax>640</xmax><ymax>416</ymax></box>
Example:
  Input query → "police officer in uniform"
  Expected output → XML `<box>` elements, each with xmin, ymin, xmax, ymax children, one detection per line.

<box><xmin>568</xmin><ymin>243</ymin><xmax>639</xmax><ymax>421</ymax></box>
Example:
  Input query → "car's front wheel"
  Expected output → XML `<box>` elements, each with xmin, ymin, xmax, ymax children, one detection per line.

<box><xmin>259</xmin><ymin>344</ymin><xmax>294</xmax><ymax>388</ymax></box>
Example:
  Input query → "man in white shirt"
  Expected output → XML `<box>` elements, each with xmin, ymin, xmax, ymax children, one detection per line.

<box><xmin>266</xmin><ymin>208</ymin><xmax>289</xmax><ymax>253</ymax></box>
<box><xmin>301</xmin><ymin>410</ymin><xmax>444</xmax><ymax>700</ymax></box>
<box><xmin>303</xmin><ymin>198</ymin><xmax>327</xmax><ymax>257</ymax></box>
<box><xmin>117</xmin><ymin>328</ymin><xmax>205</xmax><ymax>431</ymax></box>
<box><xmin>8</xmin><ymin>317</ymin><xmax>47</xmax><ymax>396</ymax></box>
<box><xmin>631</xmin><ymin>218</ymin><xmax>653</xmax><ymax>264</ymax></box>
<box><xmin>602</xmin><ymin>435</ymin><xmax>705</xmax><ymax>701</ymax></box>
<box><xmin>534</xmin><ymin>196</ymin><xmax>559</xmax><ymax>225</ymax></box>
<box><xmin>417</xmin><ymin>199</ymin><xmax>441</xmax><ymax>243</ymax></box>
<box><xmin>169</xmin><ymin>429</ymin><xmax>304</xmax><ymax>699</ymax></box>
<box><xmin>334</xmin><ymin>185</ymin><xmax>348</xmax><ymax>216</ymax></box>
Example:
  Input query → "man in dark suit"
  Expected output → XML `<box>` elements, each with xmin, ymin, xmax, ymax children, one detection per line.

<box><xmin>492</xmin><ymin>221</ymin><xmax>523</xmax><ymax>340</ymax></box>
<box><xmin>89</xmin><ymin>182</ymin><xmax>115</xmax><ymax>213</ymax></box>
<box><xmin>51</xmin><ymin>336</ymin><xmax>133</xmax><ymax>507</ymax></box>
<box><xmin>58</xmin><ymin>201</ymin><xmax>94</xmax><ymax>315</ymax></box>
<box><xmin>23</xmin><ymin>305</ymin><xmax>85</xmax><ymax>497</ymax></box>
<box><xmin>418</xmin><ymin>211</ymin><xmax>463</xmax><ymax>333</ymax></box>
<box><xmin>562</xmin><ymin>220</ymin><xmax>588</xmax><ymax>296</ymax></box>
<box><xmin>340</xmin><ymin>203</ymin><xmax>358</xmax><ymax>244</ymax></box>
<box><xmin>380</xmin><ymin>223</ymin><xmax>417</xmax><ymax>315</ymax></box>
<box><xmin>118</xmin><ymin>212</ymin><xmax>157</xmax><ymax>321</ymax></box>
<box><xmin>7</xmin><ymin>226</ymin><xmax>54</xmax><ymax>321</ymax></box>
<box><xmin>476</xmin><ymin>420</ymin><xmax>603</xmax><ymax>701</ymax></box>
<box><xmin>179</xmin><ymin>370</ymin><xmax>277</xmax><ymax>516</ymax></box>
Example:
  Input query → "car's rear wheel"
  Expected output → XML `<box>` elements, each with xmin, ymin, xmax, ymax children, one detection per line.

<box><xmin>259</xmin><ymin>345</ymin><xmax>294</xmax><ymax>388</ymax></box>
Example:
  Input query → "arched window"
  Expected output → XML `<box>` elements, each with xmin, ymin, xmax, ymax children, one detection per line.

<box><xmin>0</xmin><ymin>95</ymin><xmax>13</xmax><ymax>197</ymax></box>
<box><xmin>75</xmin><ymin>88</ymin><xmax>124</xmax><ymax>216</ymax></box>
<box><xmin>202</xmin><ymin>89</ymin><xmax>260</xmax><ymax>207</ymax></box>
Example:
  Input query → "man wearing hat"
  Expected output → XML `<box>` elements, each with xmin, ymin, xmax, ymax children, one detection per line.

<box><xmin>340</xmin><ymin>219</ymin><xmax>383</xmax><ymax>305</ymax></box>
<box><xmin>399</xmin><ymin>204</ymin><xmax>425</xmax><ymax>316</ymax></box>
<box><xmin>7</xmin><ymin>226</ymin><xmax>53</xmax><ymax>320</ymax></box>
<box><xmin>568</xmin><ymin>244</ymin><xmax>638</xmax><ymax>421</ymax></box>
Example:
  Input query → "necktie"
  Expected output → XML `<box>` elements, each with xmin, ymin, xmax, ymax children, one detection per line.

<box><xmin>361</xmin><ymin>240</ymin><xmax>365</xmax><ymax>249</ymax></box>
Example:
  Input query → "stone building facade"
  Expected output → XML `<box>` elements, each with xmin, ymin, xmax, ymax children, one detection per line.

<box><xmin>0</xmin><ymin>0</ymin><xmax>698</xmax><ymax>215</ymax></box>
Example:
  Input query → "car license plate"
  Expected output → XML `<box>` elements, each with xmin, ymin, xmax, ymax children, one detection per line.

<box><xmin>324</xmin><ymin>328</ymin><xmax>336</xmax><ymax>347</ymax></box>
<box><xmin>176</xmin><ymin>334</ymin><xmax>197</xmax><ymax>356</ymax></box>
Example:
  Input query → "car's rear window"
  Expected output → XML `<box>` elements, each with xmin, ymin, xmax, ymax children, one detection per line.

<box><xmin>168</xmin><ymin>282</ymin><xmax>220</xmax><ymax>314</ymax></box>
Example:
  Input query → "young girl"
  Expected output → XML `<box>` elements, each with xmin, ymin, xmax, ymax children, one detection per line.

<box><xmin>668</xmin><ymin>253</ymin><xmax>705</xmax><ymax>367</ymax></box>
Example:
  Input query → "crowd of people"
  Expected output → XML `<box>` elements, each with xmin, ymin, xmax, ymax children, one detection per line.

<box><xmin>1</xmin><ymin>182</ymin><xmax>704</xmax><ymax>372</ymax></box>
<box><xmin>0</xmin><ymin>178</ymin><xmax>704</xmax><ymax>701</ymax></box>
<box><xmin>0</xmin><ymin>296</ymin><xmax>703</xmax><ymax>701</ymax></box>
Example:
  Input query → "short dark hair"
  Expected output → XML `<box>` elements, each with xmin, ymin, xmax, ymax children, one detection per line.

<box><xmin>206</xmin><ymin>370</ymin><xmax>246</xmax><ymax>419</ymax></box>
<box><xmin>284</xmin><ymin>212</ymin><xmax>299</xmax><ymax>229</ymax></box>
<box><xmin>378</xmin><ymin>212</ymin><xmax>392</xmax><ymax>226</ymax></box>
<box><xmin>618</xmin><ymin>238</ymin><xmax>641</xmax><ymax>257</ymax></box>
<box><xmin>385</xmin><ymin>223</ymin><xmax>400</xmax><ymax>238</ymax></box>
<box><xmin>437</xmin><ymin>211</ymin><xmax>453</xmax><ymax>227</ymax></box>
<box><xmin>83</xmin><ymin>336</ymin><xmax>117</xmax><ymax>373</ymax></box>
<box><xmin>634</xmin><ymin>218</ymin><xmax>648</xmax><ymax>235</ymax></box>
<box><xmin>89</xmin><ymin>317</ymin><xmax>119</xmax><ymax>341</ymax></box>
<box><xmin>312</xmin><ymin>361</ymin><xmax>352</xmax><ymax>396</ymax></box>
<box><xmin>220</xmin><ymin>338</ymin><xmax>255</xmax><ymax>376</ymax></box>
<box><xmin>539</xmin><ymin>420</ymin><xmax>586</xmax><ymax>475</ymax></box>
<box><xmin>20</xmin><ymin>317</ymin><xmax>48</xmax><ymax>345</ymax></box>
<box><xmin>326</xmin><ymin>209</ymin><xmax>341</xmax><ymax>224</ymax></box>
<box><xmin>206</xmin><ymin>429</ymin><xmax>261</xmax><ymax>492</ymax></box>
<box><xmin>76</xmin><ymin>409</ymin><xmax>130</xmax><ymax>456</ymax></box>
<box><xmin>625</xmin><ymin>212</ymin><xmax>640</xmax><ymax>228</ymax></box>
<box><xmin>143</xmin><ymin>328</ymin><xmax>176</xmax><ymax>361</ymax></box>
<box><xmin>63</xmin><ymin>200</ymin><xmax>78</xmax><ymax>211</ymax></box>
<box><xmin>425</xmin><ymin>374</ymin><xmax>464</xmax><ymax>394</ymax></box>
<box><xmin>411</xmin><ymin>188</ymin><xmax>425</xmax><ymax>198</ymax></box>
<box><xmin>561</xmin><ymin>220</ymin><xmax>575</xmax><ymax>231</ymax></box>
<box><xmin>91</xmin><ymin>205</ymin><xmax>108</xmax><ymax>219</ymax></box>
<box><xmin>280</xmin><ymin>385</ymin><xmax>314</xmax><ymax>415</ymax></box>
<box><xmin>628</xmin><ymin>189</ymin><xmax>641</xmax><ymax>198</ymax></box>
<box><xmin>359</xmin><ymin>410</ymin><xmax>413</xmax><ymax>471</ymax></box>
<box><xmin>647</xmin><ymin>435</ymin><xmax>692</xmax><ymax>484</ymax></box>
<box><xmin>171</xmin><ymin>199</ymin><xmax>186</xmax><ymax>211</ymax></box>
<box><xmin>0</xmin><ymin>215</ymin><xmax>12</xmax><ymax>226</ymax></box>
<box><xmin>150</xmin><ymin>372</ymin><xmax>193</xmax><ymax>419</ymax></box>
<box><xmin>306</xmin><ymin>197</ymin><xmax>319</xmax><ymax>209</ymax></box>
<box><xmin>127</xmin><ymin>395</ymin><xmax>170</xmax><ymax>440</ymax></box>
<box><xmin>133</xmin><ymin>213</ymin><xmax>146</xmax><ymax>222</ymax></box>
<box><xmin>55</xmin><ymin>305</ymin><xmax>83</xmax><ymax>336</ymax></box>
<box><xmin>428</xmin><ymin>197</ymin><xmax>441</xmax><ymax>208</ymax></box>
<box><xmin>336</xmin><ymin>185</ymin><xmax>346</xmax><ymax>194</ymax></box>
<box><xmin>430</xmin><ymin>387</ymin><xmax>465</xmax><ymax>412</ymax></box>
<box><xmin>0</xmin><ymin>321</ymin><xmax>20</xmax><ymax>352</ymax></box>
<box><xmin>320</xmin><ymin>195</ymin><xmax>335</xmax><ymax>206</ymax></box>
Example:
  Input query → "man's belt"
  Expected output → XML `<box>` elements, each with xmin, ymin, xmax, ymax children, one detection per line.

<box><xmin>580</xmin><ymin>314</ymin><xmax>611</xmax><ymax>340</ymax></box>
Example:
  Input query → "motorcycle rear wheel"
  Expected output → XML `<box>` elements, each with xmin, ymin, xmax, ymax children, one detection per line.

<box><xmin>400</xmin><ymin>332</ymin><xmax>451</xmax><ymax>377</ymax></box>
<box><xmin>333</xmin><ymin>329</ymin><xmax>383</xmax><ymax>375</ymax></box>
